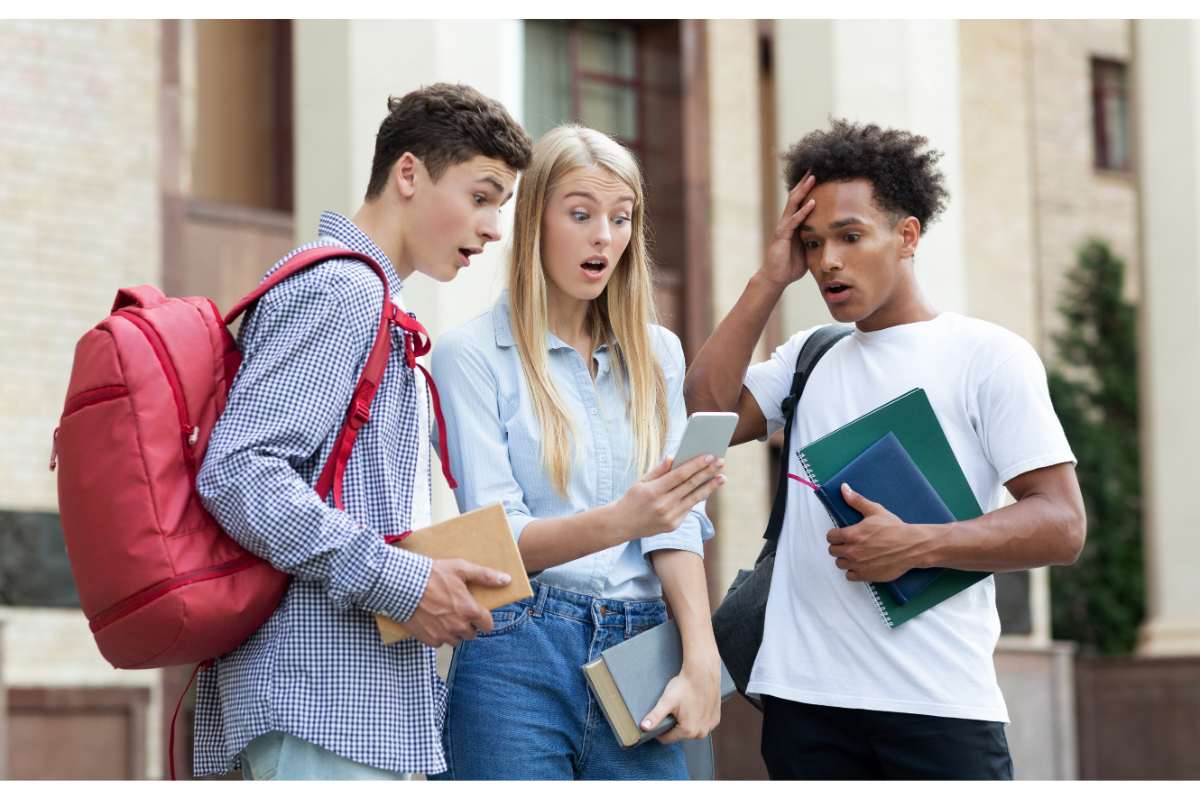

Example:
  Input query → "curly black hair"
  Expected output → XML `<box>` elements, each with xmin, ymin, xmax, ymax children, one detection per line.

<box><xmin>782</xmin><ymin>119</ymin><xmax>949</xmax><ymax>230</ymax></box>
<box><xmin>365</xmin><ymin>83</ymin><xmax>533</xmax><ymax>199</ymax></box>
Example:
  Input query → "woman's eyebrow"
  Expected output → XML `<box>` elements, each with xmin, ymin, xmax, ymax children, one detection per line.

<box><xmin>563</xmin><ymin>190</ymin><xmax>636</xmax><ymax>205</ymax></box>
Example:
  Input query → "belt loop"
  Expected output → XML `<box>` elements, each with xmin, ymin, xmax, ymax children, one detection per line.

<box><xmin>532</xmin><ymin>580</ymin><xmax>549</xmax><ymax>616</ymax></box>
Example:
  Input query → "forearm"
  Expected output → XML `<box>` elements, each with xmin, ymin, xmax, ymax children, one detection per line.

<box><xmin>650</xmin><ymin>549</ymin><xmax>719</xmax><ymax>668</ymax></box>
<box><xmin>684</xmin><ymin>273</ymin><xmax>786</xmax><ymax>412</ymax></box>
<box><xmin>198</xmin><ymin>449</ymin><xmax>431</xmax><ymax>619</ymax></box>
<box><xmin>517</xmin><ymin>504</ymin><xmax>629</xmax><ymax>574</ymax></box>
<box><xmin>921</xmin><ymin>494</ymin><xmax>1086</xmax><ymax>572</ymax></box>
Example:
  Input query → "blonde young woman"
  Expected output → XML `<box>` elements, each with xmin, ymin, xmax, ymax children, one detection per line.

<box><xmin>427</xmin><ymin>125</ymin><xmax>726</xmax><ymax>780</ymax></box>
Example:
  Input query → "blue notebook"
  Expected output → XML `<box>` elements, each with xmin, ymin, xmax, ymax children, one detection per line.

<box><xmin>813</xmin><ymin>432</ymin><xmax>955</xmax><ymax>605</ymax></box>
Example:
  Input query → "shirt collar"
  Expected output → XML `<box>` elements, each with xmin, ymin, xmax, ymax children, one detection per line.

<box><xmin>317</xmin><ymin>211</ymin><xmax>404</xmax><ymax>293</ymax></box>
<box><xmin>493</xmin><ymin>291</ymin><xmax>611</xmax><ymax>358</ymax></box>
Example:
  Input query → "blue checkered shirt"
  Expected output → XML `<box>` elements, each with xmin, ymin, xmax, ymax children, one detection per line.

<box><xmin>192</xmin><ymin>212</ymin><xmax>446</xmax><ymax>776</ymax></box>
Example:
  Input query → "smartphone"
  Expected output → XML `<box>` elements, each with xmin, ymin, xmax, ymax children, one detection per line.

<box><xmin>671</xmin><ymin>412</ymin><xmax>739</xmax><ymax>468</ymax></box>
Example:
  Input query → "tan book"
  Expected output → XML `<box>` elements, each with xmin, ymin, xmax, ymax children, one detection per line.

<box><xmin>374</xmin><ymin>503</ymin><xmax>533</xmax><ymax>645</ymax></box>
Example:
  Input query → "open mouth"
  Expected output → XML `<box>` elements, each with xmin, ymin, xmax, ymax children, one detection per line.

<box><xmin>824</xmin><ymin>281</ymin><xmax>851</xmax><ymax>297</ymax></box>
<box><xmin>457</xmin><ymin>247</ymin><xmax>480</xmax><ymax>267</ymax></box>
<box><xmin>580</xmin><ymin>257</ymin><xmax>608</xmax><ymax>278</ymax></box>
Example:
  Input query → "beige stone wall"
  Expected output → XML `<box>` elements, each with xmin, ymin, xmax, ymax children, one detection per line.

<box><xmin>0</xmin><ymin>21</ymin><xmax>161</xmax><ymax>512</ymax></box>
<box><xmin>960</xmin><ymin>21</ymin><xmax>1041</xmax><ymax>346</ymax></box>
<box><xmin>0</xmin><ymin>608</ymin><xmax>163</xmax><ymax>778</ymax></box>
<box><xmin>1028</xmin><ymin>20</ymin><xmax>1139</xmax><ymax>354</ymax></box>
<box><xmin>704</xmin><ymin>20</ymin><xmax>773</xmax><ymax>595</ymax></box>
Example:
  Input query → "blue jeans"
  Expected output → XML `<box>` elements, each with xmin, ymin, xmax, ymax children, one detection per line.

<box><xmin>240</xmin><ymin>731</ymin><xmax>409</xmax><ymax>780</ymax></box>
<box><xmin>431</xmin><ymin>580</ymin><xmax>689</xmax><ymax>780</ymax></box>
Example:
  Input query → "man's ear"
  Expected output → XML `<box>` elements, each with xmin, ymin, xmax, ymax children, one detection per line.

<box><xmin>391</xmin><ymin>152</ymin><xmax>420</xmax><ymax>200</ymax></box>
<box><xmin>898</xmin><ymin>216</ymin><xmax>921</xmax><ymax>259</ymax></box>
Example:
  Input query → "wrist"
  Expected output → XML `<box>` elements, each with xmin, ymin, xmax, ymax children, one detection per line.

<box><xmin>681</xmin><ymin>635</ymin><xmax>721</xmax><ymax>671</ymax></box>
<box><xmin>917</xmin><ymin>523</ymin><xmax>950</xmax><ymax>568</ymax></box>
<box><xmin>595</xmin><ymin>502</ymin><xmax>635</xmax><ymax>546</ymax></box>
<box><xmin>750</xmin><ymin>269</ymin><xmax>790</xmax><ymax>295</ymax></box>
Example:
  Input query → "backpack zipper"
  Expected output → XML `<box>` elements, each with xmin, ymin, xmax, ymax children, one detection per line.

<box><xmin>114</xmin><ymin>310</ymin><xmax>200</xmax><ymax>475</ymax></box>
<box><xmin>51</xmin><ymin>385</ymin><xmax>133</xmax><ymax>470</ymax></box>
<box><xmin>88</xmin><ymin>555</ymin><xmax>260</xmax><ymax>633</ymax></box>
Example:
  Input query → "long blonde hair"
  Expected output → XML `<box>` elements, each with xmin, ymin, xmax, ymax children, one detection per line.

<box><xmin>507</xmin><ymin>125</ymin><xmax>668</xmax><ymax>497</ymax></box>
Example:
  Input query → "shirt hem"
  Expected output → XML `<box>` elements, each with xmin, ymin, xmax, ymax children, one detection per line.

<box><xmin>746</xmin><ymin>679</ymin><xmax>1010</xmax><ymax>723</ymax></box>
<box><xmin>996</xmin><ymin>451</ymin><xmax>1076</xmax><ymax>486</ymax></box>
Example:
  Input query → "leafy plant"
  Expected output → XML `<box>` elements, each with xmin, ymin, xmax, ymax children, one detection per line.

<box><xmin>1047</xmin><ymin>238</ymin><xmax>1143</xmax><ymax>655</ymax></box>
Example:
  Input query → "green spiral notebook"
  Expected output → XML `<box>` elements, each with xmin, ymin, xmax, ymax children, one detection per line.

<box><xmin>794</xmin><ymin>388</ymin><xmax>990</xmax><ymax>628</ymax></box>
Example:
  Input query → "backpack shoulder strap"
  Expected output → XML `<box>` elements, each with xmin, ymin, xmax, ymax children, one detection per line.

<box><xmin>224</xmin><ymin>246</ymin><xmax>395</xmax><ymax>511</ymax></box>
<box><xmin>763</xmin><ymin>324</ymin><xmax>853</xmax><ymax>541</ymax></box>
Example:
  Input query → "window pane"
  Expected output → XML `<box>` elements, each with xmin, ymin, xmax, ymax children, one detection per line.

<box><xmin>578</xmin><ymin>22</ymin><xmax>636</xmax><ymax>79</ymax></box>
<box><xmin>1104</xmin><ymin>94</ymin><xmax>1130</xmax><ymax>170</ymax></box>
<box><xmin>579</xmin><ymin>79</ymin><xmax>638</xmax><ymax>142</ymax></box>
<box><xmin>1091</xmin><ymin>58</ymin><xmax>1131</xmax><ymax>172</ymax></box>
<box><xmin>524</xmin><ymin>21</ymin><xmax>573</xmax><ymax>139</ymax></box>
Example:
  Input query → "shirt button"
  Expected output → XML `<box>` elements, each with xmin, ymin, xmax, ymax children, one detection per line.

<box><xmin>590</xmin><ymin>408</ymin><xmax>599</xmax><ymax>416</ymax></box>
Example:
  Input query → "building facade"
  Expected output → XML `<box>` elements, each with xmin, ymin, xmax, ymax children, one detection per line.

<box><xmin>0</xmin><ymin>18</ymin><xmax>1196</xmax><ymax>780</ymax></box>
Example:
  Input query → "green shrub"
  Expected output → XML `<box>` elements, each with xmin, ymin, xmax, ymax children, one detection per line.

<box><xmin>1047</xmin><ymin>238</ymin><xmax>1143</xmax><ymax>655</ymax></box>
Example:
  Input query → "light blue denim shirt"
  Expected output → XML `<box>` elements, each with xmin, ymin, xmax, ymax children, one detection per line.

<box><xmin>430</xmin><ymin>292</ymin><xmax>714</xmax><ymax>601</ymax></box>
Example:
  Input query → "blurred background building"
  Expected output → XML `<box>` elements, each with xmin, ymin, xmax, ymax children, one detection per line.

<box><xmin>0</xmin><ymin>18</ymin><xmax>1196</xmax><ymax>780</ymax></box>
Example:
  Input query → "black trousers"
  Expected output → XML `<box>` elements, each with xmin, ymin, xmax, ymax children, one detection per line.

<box><xmin>761</xmin><ymin>696</ymin><xmax>1014</xmax><ymax>780</ymax></box>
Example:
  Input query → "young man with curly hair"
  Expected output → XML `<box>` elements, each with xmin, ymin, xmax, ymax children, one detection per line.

<box><xmin>685</xmin><ymin>120</ymin><xmax>1085</xmax><ymax>779</ymax></box>
<box><xmin>194</xmin><ymin>84</ymin><xmax>532</xmax><ymax>780</ymax></box>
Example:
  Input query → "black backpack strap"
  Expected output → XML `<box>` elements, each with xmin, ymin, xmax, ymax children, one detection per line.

<box><xmin>763</xmin><ymin>325</ymin><xmax>852</xmax><ymax>542</ymax></box>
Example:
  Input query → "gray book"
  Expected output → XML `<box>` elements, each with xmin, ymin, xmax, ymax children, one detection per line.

<box><xmin>581</xmin><ymin>618</ymin><xmax>736</xmax><ymax>748</ymax></box>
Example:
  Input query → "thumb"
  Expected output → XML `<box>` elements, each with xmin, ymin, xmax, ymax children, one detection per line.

<box><xmin>453</xmin><ymin>559</ymin><xmax>511</xmax><ymax>587</ymax></box>
<box><xmin>841</xmin><ymin>482</ymin><xmax>885</xmax><ymax>517</ymax></box>
<box><xmin>641</xmin><ymin>684</ymin><xmax>678</xmax><ymax>732</ymax></box>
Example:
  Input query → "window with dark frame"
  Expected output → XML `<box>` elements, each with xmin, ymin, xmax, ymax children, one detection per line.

<box><xmin>524</xmin><ymin>21</ymin><xmax>642</xmax><ymax>157</ymax></box>
<box><xmin>524</xmin><ymin>20</ymin><xmax>693</xmax><ymax>336</ymax></box>
<box><xmin>1091</xmin><ymin>57</ymin><xmax>1131</xmax><ymax>173</ymax></box>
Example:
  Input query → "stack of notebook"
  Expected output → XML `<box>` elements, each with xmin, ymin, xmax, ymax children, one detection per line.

<box><xmin>792</xmin><ymin>388</ymin><xmax>989</xmax><ymax>628</ymax></box>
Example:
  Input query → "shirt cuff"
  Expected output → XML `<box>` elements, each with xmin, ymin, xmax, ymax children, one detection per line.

<box><xmin>360</xmin><ymin>545</ymin><xmax>434</xmax><ymax>622</ymax></box>
<box><xmin>507</xmin><ymin>509</ymin><xmax>536</xmax><ymax>542</ymax></box>
<box><xmin>640</xmin><ymin>513</ymin><xmax>707</xmax><ymax>559</ymax></box>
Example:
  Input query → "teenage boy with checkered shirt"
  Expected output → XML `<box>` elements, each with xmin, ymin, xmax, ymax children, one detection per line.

<box><xmin>193</xmin><ymin>84</ymin><xmax>532</xmax><ymax>779</ymax></box>
<box><xmin>685</xmin><ymin>120</ymin><xmax>1086</xmax><ymax>779</ymax></box>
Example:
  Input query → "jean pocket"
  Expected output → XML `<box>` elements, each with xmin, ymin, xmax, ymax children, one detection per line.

<box><xmin>628</xmin><ymin>611</ymin><xmax>669</xmax><ymax>638</ymax></box>
<box><xmin>476</xmin><ymin>605</ymin><xmax>531</xmax><ymax>638</ymax></box>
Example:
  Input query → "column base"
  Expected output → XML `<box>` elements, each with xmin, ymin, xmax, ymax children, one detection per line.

<box><xmin>1137</xmin><ymin>616</ymin><xmax>1200</xmax><ymax>657</ymax></box>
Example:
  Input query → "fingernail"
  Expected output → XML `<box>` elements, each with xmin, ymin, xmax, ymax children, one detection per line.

<box><xmin>498</xmin><ymin>572</ymin><xmax>511</xmax><ymax>583</ymax></box>
<box><xmin>704</xmin><ymin>455</ymin><xmax>714</xmax><ymax>464</ymax></box>
<box><xmin>642</xmin><ymin>719</ymin><xmax>653</xmax><ymax>729</ymax></box>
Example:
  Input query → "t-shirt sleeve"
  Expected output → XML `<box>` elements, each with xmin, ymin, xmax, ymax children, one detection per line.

<box><xmin>976</xmin><ymin>338</ymin><xmax>1077</xmax><ymax>485</ymax></box>
<box><xmin>743</xmin><ymin>329</ymin><xmax>813</xmax><ymax>440</ymax></box>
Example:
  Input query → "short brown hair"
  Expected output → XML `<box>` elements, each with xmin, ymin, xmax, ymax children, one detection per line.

<box><xmin>365</xmin><ymin>83</ymin><xmax>532</xmax><ymax>199</ymax></box>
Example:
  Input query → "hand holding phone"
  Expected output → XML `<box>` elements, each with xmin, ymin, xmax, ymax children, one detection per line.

<box><xmin>609</xmin><ymin>412</ymin><xmax>738</xmax><ymax>540</ymax></box>
<box><xmin>671</xmin><ymin>412</ymin><xmax>739</xmax><ymax>468</ymax></box>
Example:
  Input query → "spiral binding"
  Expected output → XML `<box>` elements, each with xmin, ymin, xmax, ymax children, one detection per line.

<box><xmin>799</xmin><ymin>448</ymin><xmax>895</xmax><ymax>628</ymax></box>
<box><xmin>867</xmin><ymin>584</ymin><xmax>896</xmax><ymax>628</ymax></box>
<box><xmin>796</xmin><ymin>451</ymin><xmax>817</xmax><ymax>485</ymax></box>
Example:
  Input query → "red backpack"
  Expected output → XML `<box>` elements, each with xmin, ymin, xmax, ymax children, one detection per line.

<box><xmin>51</xmin><ymin>246</ymin><xmax>454</xmax><ymax>672</ymax></box>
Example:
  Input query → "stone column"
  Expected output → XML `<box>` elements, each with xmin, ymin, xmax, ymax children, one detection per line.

<box><xmin>1134</xmin><ymin>20</ymin><xmax>1200</xmax><ymax>656</ymax></box>
<box><xmin>703</xmin><ymin>20</ymin><xmax>773</xmax><ymax>597</ymax></box>
<box><xmin>293</xmin><ymin>21</ymin><xmax>524</xmax><ymax>525</ymax></box>
<box><xmin>772</xmin><ymin>20</ymin><xmax>968</xmax><ymax>332</ymax></box>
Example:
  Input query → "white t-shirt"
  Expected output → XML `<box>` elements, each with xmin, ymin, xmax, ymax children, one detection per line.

<box><xmin>743</xmin><ymin>313</ymin><xmax>1075</xmax><ymax>722</ymax></box>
